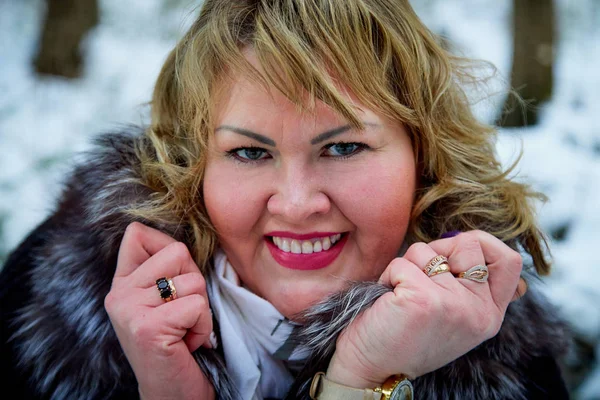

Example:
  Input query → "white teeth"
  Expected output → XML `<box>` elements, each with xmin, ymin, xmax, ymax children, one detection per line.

<box><xmin>271</xmin><ymin>233</ymin><xmax>343</xmax><ymax>253</ymax></box>
<box><xmin>291</xmin><ymin>240</ymin><xmax>302</xmax><ymax>254</ymax></box>
<box><xmin>313</xmin><ymin>240</ymin><xmax>322</xmax><ymax>252</ymax></box>
<box><xmin>301</xmin><ymin>241</ymin><xmax>313</xmax><ymax>254</ymax></box>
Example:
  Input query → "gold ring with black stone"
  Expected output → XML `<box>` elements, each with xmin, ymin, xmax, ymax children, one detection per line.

<box><xmin>156</xmin><ymin>277</ymin><xmax>177</xmax><ymax>302</ymax></box>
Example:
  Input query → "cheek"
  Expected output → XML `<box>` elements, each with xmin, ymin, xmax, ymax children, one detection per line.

<box><xmin>203</xmin><ymin>163</ymin><xmax>268</xmax><ymax>240</ymax></box>
<box><xmin>343</xmin><ymin>159</ymin><xmax>414</xmax><ymax>221</ymax></box>
<box><xmin>371</xmin><ymin>168</ymin><xmax>415</xmax><ymax>229</ymax></box>
<box><xmin>335</xmin><ymin>158</ymin><xmax>415</xmax><ymax>259</ymax></box>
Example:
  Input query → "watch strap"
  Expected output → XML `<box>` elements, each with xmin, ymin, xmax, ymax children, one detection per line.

<box><xmin>309</xmin><ymin>372</ymin><xmax>383</xmax><ymax>400</ymax></box>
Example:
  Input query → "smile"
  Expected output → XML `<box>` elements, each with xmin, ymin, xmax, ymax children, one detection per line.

<box><xmin>265</xmin><ymin>232</ymin><xmax>348</xmax><ymax>270</ymax></box>
<box><xmin>271</xmin><ymin>234</ymin><xmax>342</xmax><ymax>253</ymax></box>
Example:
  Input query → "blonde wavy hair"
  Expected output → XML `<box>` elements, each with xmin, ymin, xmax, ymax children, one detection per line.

<box><xmin>132</xmin><ymin>0</ymin><xmax>550</xmax><ymax>275</ymax></box>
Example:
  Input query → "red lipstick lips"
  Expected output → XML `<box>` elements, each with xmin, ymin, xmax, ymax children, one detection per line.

<box><xmin>265</xmin><ymin>232</ymin><xmax>347</xmax><ymax>270</ymax></box>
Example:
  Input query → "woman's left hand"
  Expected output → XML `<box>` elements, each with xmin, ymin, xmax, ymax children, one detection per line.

<box><xmin>326</xmin><ymin>230</ymin><xmax>524</xmax><ymax>388</ymax></box>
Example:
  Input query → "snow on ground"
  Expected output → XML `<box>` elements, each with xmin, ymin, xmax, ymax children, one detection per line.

<box><xmin>1</xmin><ymin>0</ymin><xmax>599</xmax><ymax>397</ymax></box>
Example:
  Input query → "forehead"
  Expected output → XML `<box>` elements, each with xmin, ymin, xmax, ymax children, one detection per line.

<box><xmin>213</xmin><ymin>49</ymin><xmax>376</xmax><ymax>128</ymax></box>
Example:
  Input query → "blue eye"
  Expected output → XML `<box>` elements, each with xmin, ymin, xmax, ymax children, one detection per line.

<box><xmin>228</xmin><ymin>147</ymin><xmax>270</xmax><ymax>162</ymax></box>
<box><xmin>323</xmin><ymin>142</ymin><xmax>367</xmax><ymax>158</ymax></box>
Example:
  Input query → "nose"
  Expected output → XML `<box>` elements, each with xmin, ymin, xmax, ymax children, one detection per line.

<box><xmin>267</xmin><ymin>163</ymin><xmax>331</xmax><ymax>223</ymax></box>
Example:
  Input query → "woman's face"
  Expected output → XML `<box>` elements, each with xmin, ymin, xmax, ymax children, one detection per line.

<box><xmin>203</xmin><ymin>53</ymin><xmax>416</xmax><ymax>319</ymax></box>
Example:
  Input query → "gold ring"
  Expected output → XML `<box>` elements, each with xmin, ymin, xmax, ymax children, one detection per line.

<box><xmin>423</xmin><ymin>255</ymin><xmax>449</xmax><ymax>277</ymax></box>
<box><xmin>457</xmin><ymin>265</ymin><xmax>489</xmax><ymax>283</ymax></box>
<box><xmin>428</xmin><ymin>262</ymin><xmax>451</xmax><ymax>277</ymax></box>
<box><xmin>156</xmin><ymin>277</ymin><xmax>177</xmax><ymax>302</ymax></box>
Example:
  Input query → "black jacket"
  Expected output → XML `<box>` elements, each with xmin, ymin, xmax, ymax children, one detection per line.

<box><xmin>1</xmin><ymin>129</ymin><xmax>572</xmax><ymax>399</ymax></box>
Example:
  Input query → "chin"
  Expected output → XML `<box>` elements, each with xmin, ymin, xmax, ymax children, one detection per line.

<box><xmin>277</xmin><ymin>302</ymin><xmax>319</xmax><ymax>322</ymax></box>
<box><xmin>267</xmin><ymin>280</ymin><xmax>345</xmax><ymax>321</ymax></box>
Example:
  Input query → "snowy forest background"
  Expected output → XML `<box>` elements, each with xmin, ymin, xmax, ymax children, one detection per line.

<box><xmin>0</xmin><ymin>0</ymin><xmax>598</xmax><ymax>398</ymax></box>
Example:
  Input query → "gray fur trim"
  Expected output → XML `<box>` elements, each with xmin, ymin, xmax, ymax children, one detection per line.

<box><xmin>194</xmin><ymin>348</ymin><xmax>240</xmax><ymax>400</ymax></box>
<box><xmin>9</xmin><ymin>128</ymin><xmax>187</xmax><ymax>399</ymax></box>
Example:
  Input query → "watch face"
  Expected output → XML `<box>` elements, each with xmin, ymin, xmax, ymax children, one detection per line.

<box><xmin>390</xmin><ymin>379</ymin><xmax>414</xmax><ymax>400</ymax></box>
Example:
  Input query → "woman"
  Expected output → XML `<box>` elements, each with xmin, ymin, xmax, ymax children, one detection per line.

<box><xmin>0</xmin><ymin>0</ymin><xmax>570</xmax><ymax>399</ymax></box>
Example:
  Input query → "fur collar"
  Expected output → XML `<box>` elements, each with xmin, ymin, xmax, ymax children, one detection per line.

<box><xmin>8</xmin><ymin>128</ymin><xmax>569</xmax><ymax>399</ymax></box>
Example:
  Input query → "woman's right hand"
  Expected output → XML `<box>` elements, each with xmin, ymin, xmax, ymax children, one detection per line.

<box><xmin>326</xmin><ymin>230</ymin><xmax>523</xmax><ymax>388</ymax></box>
<box><xmin>104</xmin><ymin>222</ymin><xmax>215</xmax><ymax>400</ymax></box>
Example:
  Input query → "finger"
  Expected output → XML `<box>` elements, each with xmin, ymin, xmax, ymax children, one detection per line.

<box><xmin>511</xmin><ymin>278</ymin><xmax>528</xmax><ymax>302</ymax></box>
<box><xmin>129</xmin><ymin>242</ymin><xmax>201</xmax><ymax>288</ymax></box>
<box><xmin>115</xmin><ymin>222</ymin><xmax>178</xmax><ymax>278</ymax></box>
<box><xmin>156</xmin><ymin>294</ymin><xmax>213</xmax><ymax>353</ymax></box>
<box><xmin>402</xmin><ymin>242</ymin><xmax>459</xmax><ymax>290</ymax></box>
<box><xmin>427</xmin><ymin>232</ymin><xmax>492</xmax><ymax>299</ymax></box>
<box><xmin>378</xmin><ymin>256</ymin><xmax>433</xmax><ymax>294</ymax></box>
<box><xmin>429</xmin><ymin>231</ymin><xmax>522</xmax><ymax>311</ymax></box>
<box><xmin>429</xmin><ymin>231</ymin><xmax>506</xmax><ymax>265</ymax></box>
<box><xmin>143</xmin><ymin>272</ymin><xmax>207</xmax><ymax>306</ymax></box>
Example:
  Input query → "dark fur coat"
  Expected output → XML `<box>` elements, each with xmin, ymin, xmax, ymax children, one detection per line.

<box><xmin>0</xmin><ymin>128</ymin><xmax>572</xmax><ymax>399</ymax></box>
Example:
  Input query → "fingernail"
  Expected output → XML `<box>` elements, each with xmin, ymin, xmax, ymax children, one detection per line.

<box><xmin>440</xmin><ymin>230</ymin><xmax>461</xmax><ymax>239</ymax></box>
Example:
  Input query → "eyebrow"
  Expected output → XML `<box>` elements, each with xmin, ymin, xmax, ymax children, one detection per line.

<box><xmin>311</xmin><ymin>122</ymin><xmax>379</xmax><ymax>144</ymax></box>
<box><xmin>215</xmin><ymin>125</ymin><xmax>276</xmax><ymax>146</ymax></box>
<box><xmin>215</xmin><ymin>122</ymin><xmax>378</xmax><ymax>146</ymax></box>
<box><xmin>310</xmin><ymin>125</ymin><xmax>352</xmax><ymax>145</ymax></box>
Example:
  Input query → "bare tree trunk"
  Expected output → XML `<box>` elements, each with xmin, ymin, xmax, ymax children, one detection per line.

<box><xmin>33</xmin><ymin>0</ymin><xmax>99</xmax><ymax>78</ymax></box>
<box><xmin>498</xmin><ymin>0</ymin><xmax>555</xmax><ymax>127</ymax></box>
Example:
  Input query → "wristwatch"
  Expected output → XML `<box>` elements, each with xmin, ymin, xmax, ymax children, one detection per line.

<box><xmin>309</xmin><ymin>372</ymin><xmax>414</xmax><ymax>400</ymax></box>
